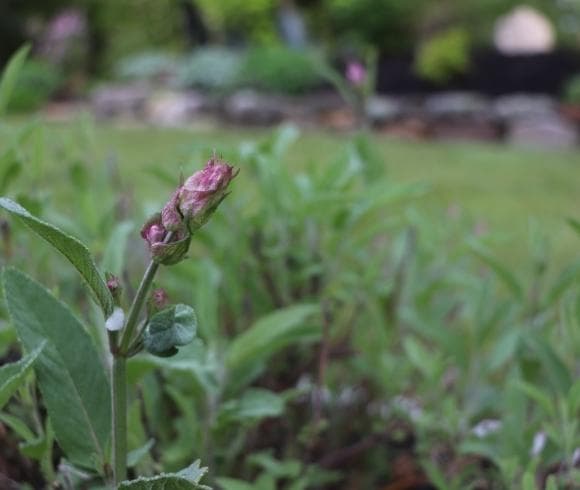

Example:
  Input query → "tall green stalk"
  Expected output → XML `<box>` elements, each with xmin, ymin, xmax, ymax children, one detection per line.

<box><xmin>111</xmin><ymin>259</ymin><xmax>160</xmax><ymax>486</ymax></box>
<box><xmin>112</xmin><ymin>356</ymin><xmax>127</xmax><ymax>485</ymax></box>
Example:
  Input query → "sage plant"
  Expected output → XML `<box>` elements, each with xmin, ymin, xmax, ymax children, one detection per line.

<box><xmin>0</xmin><ymin>156</ymin><xmax>237</xmax><ymax>488</ymax></box>
<box><xmin>109</xmin><ymin>156</ymin><xmax>237</xmax><ymax>484</ymax></box>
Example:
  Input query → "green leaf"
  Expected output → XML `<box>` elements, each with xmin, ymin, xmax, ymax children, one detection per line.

<box><xmin>247</xmin><ymin>453</ymin><xmax>301</xmax><ymax>479</ymax></box>
<box><xmin>0</xmin><ymin>45</ymin><xmax>30</xmax><ymax>116</ymax></box>
<box><xmin>0</xmin><ymin>150</ymin><xmax>22</xmax><ymax>195</ymax></box>
<box><xmin>568</xmin><ymin>379</ymin><xmax>580</xmax><ymax>413</ymax></box>
<box><xmin>127</xmin><ymin>439</ymin><xmax>154</xmax><ymax>468</ymax></box>
<box><xmin>0</xmin><ymin>198</ymin><xmax>114</xmax><ymax>316</ymax></box>
<box><xmin>468</xmin><ymin>242</ymin><xmax>523</xmax><ymax>299</ymax></box>
<box><xmin>101</xmin><ymin>221</ymin><xmax>134</xmax><ymax>276</ymax></box>
<box><xmin>567</xmin><ymin>217</ymin><xmax>580</xmax><ymax>237</ymax></box>
<box><xmin>3</xmin><ymin>268</ymin><xmax>111</xmax><ymax>470</ymax></box>
<box><xmin>522</xmin><ymin>472</ymin><xmax>535</xmax><ymax>490</ymax></box>
<box><xmin>217</xmin><ymin>389</ymin><xmax>285</xmax><ymax>426</ymax></box>
<box><xmin>0</xmin><ymin>342</ymin><xmax>44</xmax><ymax>408</ymax></box>
<box><xmin>545</xmin><ymin>476</ymin><xmax>558</xmax><ymax>490</ymax></box>
<box><xmin>226</xmin><ymin>304</ymin><xmax>320</xmax><ymax>373</ymax></box>
<box><xmin>143</xmin><ymin>304</ymin><xmax>197</xmax><ymax>356</ymax></box>
<box><xmin>515</xmin><ymin>380</ymin><xmax>555</xmax><ymax>417</ymax></box>
<box><xmin>119</xmin><ymin>460</ymin><xmax>211</xmax><ymax>489</ymax></box>
<box><xmin>487</xmin><ymin>329</ymin><xmax>520</xmax><ymax>372</ymax></box>
<box><xmin>129</xmin><ymin>341</ymin><xmax>219</xmax><ymax>395</ymax></box>
<box><xmin>215</xmin><ymin>479</ymin><xmax>254</xmax><ymax>490</ymax></box>
<box><xmin>525</xmin><ymin>334</ymin><xmax>572</xmax><ymax>395</ymax></box>
<box><xmin>0</xmin><ymin>412</ymin><xmax>36</xmax><ymax>442</ymax></box>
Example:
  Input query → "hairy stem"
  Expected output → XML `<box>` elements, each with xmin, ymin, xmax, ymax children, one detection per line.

<box><xmin>112</xmin><ymin>356</ymin><xmax>127</xmax><ymax>485</ymax></box>
<box><xmin>119</xmin><ymin>260</ymin><xmax>160</xmax><ymax>354</ymax></box>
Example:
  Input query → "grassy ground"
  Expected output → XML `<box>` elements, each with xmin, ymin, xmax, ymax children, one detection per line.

<box><xmin>3</xmin><ymin>118</ymin><xmax>580</xmax><ymax>268</ymax></box>
<box><xmin>92</xmin><ymin>123</ymin><xmax>580</xmax><ymax>267</ymax></box>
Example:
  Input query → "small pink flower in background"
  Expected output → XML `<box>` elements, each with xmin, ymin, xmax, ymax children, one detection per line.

<box><xmin>346</xmin><ymin>61</ymin><xmax>367</xmax><ymax>86</ymax></box>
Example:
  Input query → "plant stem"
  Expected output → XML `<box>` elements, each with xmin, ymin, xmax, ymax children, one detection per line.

<box><xmin>111</xmin><ymin>232</ymin><xmax>173</xmax><ymax>485</ymax></box>
<box><xmin>119</xmin><ymin>260</ymin><xmax>159</xmax><ymax>354</ymax></box>
<box><xmin>112</xmin><ymin>356</ymin><xmax>127</xmax><ymax>486</ymax></box>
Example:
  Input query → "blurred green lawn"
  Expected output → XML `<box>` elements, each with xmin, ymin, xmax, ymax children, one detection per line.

<box><xmin>4</xmin><ymin>120</ymin><xmax>580</xmax><ymax>269</ymax></box>
<box><xmin>92</xmin><ymin>124</ymin><xmax>580</xmax><ymax>265</ymax></box>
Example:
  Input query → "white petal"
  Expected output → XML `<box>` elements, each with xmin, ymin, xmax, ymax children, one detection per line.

<box><xmin>105</xmin><ymin>307</ymin><xmax>125</xmax><ymax>332</ymax></box>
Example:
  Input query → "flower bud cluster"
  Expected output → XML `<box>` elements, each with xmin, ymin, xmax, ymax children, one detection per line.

<box><xmin>140</xmin><ymin>156</ymin><xmax>237</xmax><ymax>265</ymax></box>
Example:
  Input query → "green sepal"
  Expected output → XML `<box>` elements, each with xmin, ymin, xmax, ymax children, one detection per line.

<box><xmin>151</xmin><ymin>235</ymin><xmax>191</xmax><ymax>266</ymax></box>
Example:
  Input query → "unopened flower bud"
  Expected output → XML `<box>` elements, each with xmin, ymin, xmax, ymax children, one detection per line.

<box><xmin>161</xmin><ymin>156</ymin><xmax>238</xmax><ymax>234</ymax></box>
<box><xmin>105</xmin><ymin>273</ymin><xmax>122</xmax><ymax>305</ymax></box>
<box><xmin>147</xmin><ymin>288</ymin><xmax>169</xmax><ymax>316</ymax></box>
<box><xmin>141</xmin><ymin>215</ymin><xmax>167</xmax><ymax>246</ymax></box>
<box><xmin>141</xmin><ymin>156</ymin><xmax>237</xmax><ymax>266</ymax></box>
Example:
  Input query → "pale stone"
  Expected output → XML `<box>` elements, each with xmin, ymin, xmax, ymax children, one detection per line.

<box><xmin>494</xmin><ymin>6</ymin><xmax>555</xmax><ymax>55</ymax></box>
<box><xmin>145</xmin><ymin>91</ymin><xmax>206</xmax><ymax>127</ymax></box>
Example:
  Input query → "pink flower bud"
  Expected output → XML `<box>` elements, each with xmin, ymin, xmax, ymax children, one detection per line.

<box><xmin>141</xmin><ymin>217</ymin><xmax>167</xmax><ymax>246</ymax></box>
<box><xmin>161</xmin><ymin>156</ymin><xmax>238</xmax><ymax>234</ymax></box>
<box><xmin>147</xmin><ymin>288</ymin><xmax>169</xmax><ymax>315</ymax></box>
<box><xmin>346</xmin><ymin>61</ymin><xmax>366</xmax><ymax>86</ymax></box>
<box><xmin>106</xmin><ymin>273</ymin><xmax>122</xmax><ymax>305</ymax></box>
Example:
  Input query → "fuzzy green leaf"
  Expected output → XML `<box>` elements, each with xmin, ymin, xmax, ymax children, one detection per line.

<box><xmin>0</xmin><ymin>342</ymin><xmax>44</xmax><ymax>408</ymax></box>
<box><xmin>143</xmin><ymin>304</ymin><xmax>197</xmax><ymax>356</ymax></box>
<box><xmin>119</xmin><ymin>460</ymin><xmax>211</xmax><ymax>489</ymax></box>
<box><xmin>0</xmin><ymin>198</ymin><xmax>114</xmax><ymax>316</ymax></box>
<box><xmin>2</xmin><ymin>268</ymin><xmax>111</xmax><ymax>470</ymax></box>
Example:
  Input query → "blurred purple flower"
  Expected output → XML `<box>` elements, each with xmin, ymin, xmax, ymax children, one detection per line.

<box><xmin>346</xmin><ymin>61</ymin><xmax>366</xmax><ymax>86</ymax></box>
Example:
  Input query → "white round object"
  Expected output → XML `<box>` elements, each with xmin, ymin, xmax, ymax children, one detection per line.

<box><xmin>494</xmin><ymin>6</ymin><xmax>555</xmax><ymax>55</ymax></box>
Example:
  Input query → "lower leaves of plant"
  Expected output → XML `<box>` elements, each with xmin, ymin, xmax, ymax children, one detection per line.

<box><xmin>0</xmin><ymin>341</ymin><xmax>44</xmax><ymax>409</ymax></box>
<box><xmin>3</xmin><ymin>267</ymin><xmax>111</xmax><ymax>471</ymax></box>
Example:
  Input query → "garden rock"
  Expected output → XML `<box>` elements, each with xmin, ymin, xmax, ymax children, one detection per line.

<box><xmin>430</xmin><ymin>119</ymin><xmax>500</xmax><ymax>142</ymax></box>
<box><xmin>222</xmin><ymin>90</ymin><xmax>287</xmax><ymax>125</ymax></box>
<box><xmin>424</xmin><ymin>92</ymin><xmax>491</xmax><ymax>121</ymax></box>
<box><xmin>493</xmin><ymin>94</ymin><xmax>557</xmax><ymax>121</ymax></box>
<box><xmin>91</xmin><ymin>84</ymin><xmax>151</xmax><ymax>119</ymax></box>
<box><xmin>507</xmin><ymin>115</ymin><xmax>578</xmax><ymax>149</ymax></box>
<box><xmin>494</xmin><ymin>6</ymin><xmax>555</xmax><ymax>55</ymax></box>
<box><xmin>145</xmin><ymin>90</ymin><xmax>207</xmax><ymax>127</ymax></box>
<box><xmin>365</xmin><ymin>95</ymin><xmax>402</xmax><ymax>126</ymax></box>
<box><xmin>380</xmin><ymin>118</ymin><xmax>428</xmax><ymax>140</ymax></box>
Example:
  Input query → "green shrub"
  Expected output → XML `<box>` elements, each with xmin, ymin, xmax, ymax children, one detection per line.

<box><xmin>115</xmin><ymin>51</ymin><xmax>179</xmax><ymax>82</ymax></box>
<box><xmin>415</xmin><ymin>27</ymin><xmax>470</xmax><ymax>84</ymax></box>
<box><xmin>6</xmin><ymin>59</ymin><xmax>61</xmax><ymax>113</ymax></box>
<box><xmin>175</xmin><ymin>47</ymin><xmax>244</xmax><ymax>92</ymax></box>
<box><xmin>239</xmin><ymin>46</ymin><xmax>323</xmax><ymax>94</ymax></box>
<box><xmin>563</xmin><ymin>74</ymin><xmax>580</xmax><ymax>104</ymax></box>
<box><xmin>196</xmin><ymin>0</ymin><xmax>277</xmax><ymax>44</ymax></box>
<box><xmin>324</xmin><ymin>0</ymin><xmax>428</xmax><ymax>55</ymax></box>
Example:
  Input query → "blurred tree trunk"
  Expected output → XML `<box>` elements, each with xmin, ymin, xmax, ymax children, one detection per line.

<box><xmin>179</xmin><ymin>0</ymin><xmax>209</xmax><ymax>47</ymax></box>
<box><xmin>0</xmin><ymin>3</ymin><xmax>27</xmax><ymax>64</ymax></box>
